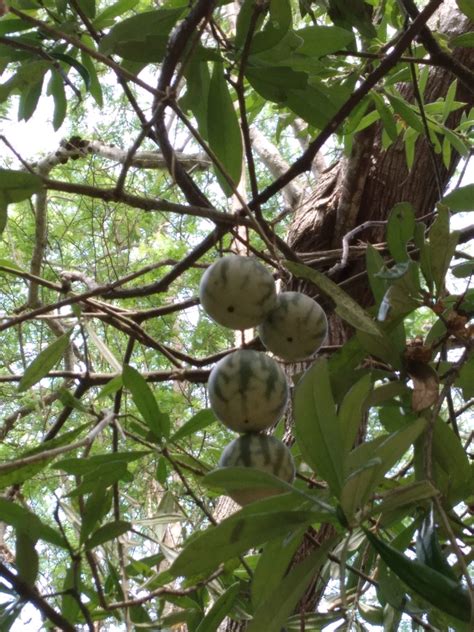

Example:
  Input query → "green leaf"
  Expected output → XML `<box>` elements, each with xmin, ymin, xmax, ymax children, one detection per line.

<box><xmin>180</xmin><ymin>59</ymin><xmax>211</xmax><ymax>138</ymax></box>
<box><xmin>54</xmin><ymin>451</ymin><xmax>148</xmax><ymax>476</ymax></box>
<box><xmin>85</xmin><ymin>520</ymin><xmax>131</xmax><ymax>550</ymax></box>
<box><xmin>62</xmin><ymin>562</ymin><xmax>81</xmax><ymax>623</ymax></box>
<box><xmin>0</xmin><ymin>499</ymin><xmax>66</xmax><ymax>548</ymax></box>
<box><xmin>428</xmin><ymin>206</ymin><xmax>459</xmax><ymax>295</ymax></box>
<box><xmin>456</xmin><ymin>357</ymin><xmax>474</xmax><ymax>398</ymax></box>
<box><xmin>207</xmin><ymin>62</ymin><xmax>243</xmax><ymax>196</ymax></box>
<box><xmin>77</xmin><ymin>0</ymin><xmax>95</xmax><ymax>18</ymax></box>
<box><xmin>81</xmin><ymin>48</ymin><xmax>104</xmax><ymax>107</ymax></box>
<box><xmin>345</xmin><ymin>417</ymin><xmax>427</xmax><ymax>509</ymax></box>
<box><xmin>92</xmin><ymin>0</ymin><xmax>139</xmax><ymax>29</ymax></box>
<box><xmin>195</xmin><ymin>582</ymin><xmax>240</xmax><ymax>632</ymax></box>
<box><xmin>97</xmin><ymin>375</ymin><xmax>123</xmax><ymax>399</ymax></box>
<box><xmin>286</xmin><ymin>260</ymin><xmax>384</xmax><ymax>337</ymax></box>
<box><xmin>123</xmin><ymin>365</ymin><xmax>169</xmax><ymax>439</ymax></box>
<box><xmin>294</xmin><ymin>24</ymin><xmax>353</xmax><ymax>56</ymax></box>
<box><xmin>386</xmin><ymin>203</ymin><xmax>415</xmax><ymax>263</ymax></box>
<box><xmin>456</xmin><ymin>0</ymin><xmax>474</xmax><ymax>21</ymax></box>
<box><xmin>416</xmin><ymin>509</ymin><xmax>458</xmax><ymax>582</ymax></box>
<box><xmin>0</xmin><ymin>191</ymin><xmax>8</xmax><ymax>234</ymax></box>
<box><xmin>432</xmin><ymin>416</ymin><xmax>471</xmax><ymax>502</ymax></box>
<box><xmin>338</xmin><ymin>373</ymin><xmax>373</xmax><ymax>455</ymax></box>
<box><xmin>245</xmin><ymin>65</ymin><xmax>307</xmax><ymax>102</ymax></box>
<box><xmin>203</xmin><ymin>466</ymin><xmax>292</xmax><ymax>496</ymax></box>
<box><xmin>99</xmin><ymin>8</ymin><xmax>185</xmax><ymax>61</ymax></box>
<box><xmin>15</xmin><ymin>532</ymin><xmax>39</xmax><ymax>584</ymax></box>
<box><xmin>170</xmin><ymin>409</ymin><xmax>217</xmax><ymax>443</ymax></box>
<box><xmin>451</xmin><ymin>31</ymin><xmax>474</xmax><ymax>47</ymax></box>
<box><xmin>366</xmin><ymin>244</ymin><xmax>387</xmax><ymax>304</ymax></box>
<box><xmin>79</xmin><ymin>486</ymin><xmax>112</xmax><ymax>544</ymax></box>
<box><xmin>18</xmin><ymin>330</ymin><xmax>72</xmax><ymax>392</ymax></box>
<box><xmin>442</xmin><ymin>184</ymin><xmax>474</xmax><ymax>211</ymax></box>
<box><xmin>18</xmin><ymin>73</ymin><xmax>45</xmax><ymax>121</ymax></box>
<box><xmin>251</xmin><ymin>527</ymin><xmax>306</xmax><ymax>608</ymax></box>
<box><xmin>372</xmin><ymin>480</ymin><xmax>438</xmax><ymax>517</ymax></box>
<box><xmin>50</xmin><ymin>52</ymin><xmax>90</xmax><ymax>91</ymax></box>
<box><xmin>170</xmin><ymin>506</ymin><xmax>322</xmax><ymax>577</ymax></box>
<box><xmin>47</xmin><ymin>70</ymin><xmax>67</xmax><ymax>131</ymax></box>
<box><xmin>0</xmin><ymin>169</ymin><xmax>43</xmax><ymax>202</ymax></box>
<box><xmin>387</xmin><ymin>93</ymin><xmax>424</xmax><ymax>133</ymax></box>
<box><xmin>249</xmin><ymin>0</ymin><xmax>292</xmax><ymax>53</ymax></box>
<box><xmin>365</xmin><ymin>529</ymin><xmax>471</xmax><ymax>623</ymax></box>
<box><xmin>247</xmin><ymin>537</ymin><xmax>337</xmax><ymax>632</ymax></box>
<box><xmin>285</xmin><ymin>83</ymin><xmax>349</xmax><ymax>129</ymax></box>
<box><xmin>372</xmin><ymin>92</ymin><xmax>398</xmax><ymax>141</ymax></box>
<box><xmin>294</xmin><ymin>358</ymin><xmax>344</xmax><ymax>497</ymax></box>
<box><xmin>378</xmin><ymin>263</ymin><xmax>423</xmax><ymax>321</ymax></box>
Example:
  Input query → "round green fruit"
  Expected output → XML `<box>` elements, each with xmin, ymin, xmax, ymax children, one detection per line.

<box><xmin>218</xmin><ymin>433</ymin><xmax>295</xmax><ymax>506</ymax></box>
<box><xmin>199</xmin><ymin>255</ymin><xmax>277</xmax><ymax>329</ymax></box>
<box><xmin>208</xmin><ymin>349</ymin><xmax>289</xmax><ymax>433</ymax></box>
<box><xmin>258</xmin><ymin>291</ymin><xmax>328</xmax><ymax>361</ymax></box>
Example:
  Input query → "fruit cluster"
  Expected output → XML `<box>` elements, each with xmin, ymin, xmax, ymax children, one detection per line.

<box><xmin>199</xmin><ymin>255</ymin><xmax>328</xmax><ymax>505</ymax></box>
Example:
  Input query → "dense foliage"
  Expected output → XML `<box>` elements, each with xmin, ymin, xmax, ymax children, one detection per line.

<box><xmin>0</xmin><ymin>0</ymin><xmax>473</xmax><ymax>630</ymax></box>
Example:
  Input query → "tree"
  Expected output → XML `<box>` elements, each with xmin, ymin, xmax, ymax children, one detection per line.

<box><xmin>0</xmin><ymin>0</ymin><xmax>473</xmax><ymax>630</ymax></box>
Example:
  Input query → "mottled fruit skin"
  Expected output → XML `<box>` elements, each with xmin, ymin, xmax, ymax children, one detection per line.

<box><xmin>258</xmin><ymin>291</ymin><xmax>328</xmax><ymax>361</ymax></box>
<box><xmin>199</xmin><ymin>255</ymin><xmax>277</xmax><ymax>329</ymax></box>
<box><xmin>208</xmin><ymin>350</ymin><xmax>289</xmax><ymax>432</ymax></box>
<box><xmin>218</xmin><ymin>433</ymin><xmax>295</xmax><ymax>505</ymax></box>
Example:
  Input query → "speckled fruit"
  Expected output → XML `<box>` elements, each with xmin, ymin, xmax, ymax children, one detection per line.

<box><xmin>207</xmin><ymin>350</ymin><xmax>289</xmax><ymax>433</ymax></box>
<box><xmin>199</xmin><ymin>255</ymin><xmax>277</xmax><ymax>329</ymax></box>
<box><xmin>258</xmin><ymin>291</ymin><xmax>328</xmax><ymax>361</ymax></box>
<box><xmin>218</xmin><ymin>433</ymin><xmax>295</xmax><ymax>505</ymax></box>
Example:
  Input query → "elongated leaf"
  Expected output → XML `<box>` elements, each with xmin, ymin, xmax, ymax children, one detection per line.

<box><xmin>99</xmin><ymin>8</ymin><xmax>184</xmax><ymax>60</ymax></box>
<box><xmin>416</xmin><ymin>509</ymin><xmax>457</xmax><ymax>582</ymax></box>
<box><xmin>170</xmin><ymin>409</ymin><xmax>217</xmax><ymax>443</ymax></box>
<box><xmin>195</xmin><ymin>582</ymin><xmax>240</xmax><ymax>632</ymax></box>
<box><xmin>339</xmin><ymin>374</ymin><xmax>372</xmax><ymax>455</ymax></box>
<box><xmin>54</xmin><ymin>451</ymin><xmax>148</xmax><ymax>476</ymax></box>
<box><xmin>387</xmin><ymin>94</ymin><xmax>424</xmax><ymax>133</ymax></box>
<box><xmin>80</xmin><ymin>487</ymin><xmax>112</xmax><ymax>544</ymax></box>
<box><xmin>15</xmin><ymin>532</ymin><xmax>39</xmax><ymax>584</ymax></box>
<box><xmin>247</xmin><ymin>538</ymin><xmax>336</xmax><ymax>632</ymax></box>
<box><xmin>432</xmin><ymin>416</ymin><xmax>471</xmax><ymax>502</ymax></box>
<box><xmin>62</xmin><ymin>562</ymin><xmax>81</xmax><ymax>624</ymax></box>
<box><xmin>365</xmin><ymin>529</ymin><xmax>471</xmax><ymax>622</ymax></box>
<box><xmin>123</xmin><ymin>365</ymin><xmax>169</xmax><ymax>439</ymax></box>
<box><xmin>47</xmin><ymin>70</ymin><xmax>67</xmax><ymax>131</ymax></box>
<box><xmin>18</xmin><ymin>331</ymin><xmax>72</xmax><ymax>392</ymax></box>
<box><xmin>207</xmin><ymin>62</ymin><xmax>242</xmax><ymax>195</ymax></box>
<box><xmin>249</xmin><ymin>0</ymin><xmax>292</xmax><ymax>53</ymax></box>
<box><xmin>428</xmin><ymin>206</ymin><xmax>459</xmax><ymax>296</ymax></box>
<box><xmin>170</xmin><ymin>507</ymin><xmax>323</xmax><ymax>577</ymax></box>
<box><xmin>252</xmin><ymin>527</ymin><xmax>305</xmax><ymax>608</ymax></box>
<box><xmin>85</xmin><ymin>520</ymin><xmax>131</xmax><ymax>550</ymax></box>
<box><xmin>456</xmin><ymin>0</ymin><xmax>474</xmax><ymax>22</ymax></box>
<box><xmin>286</xmin><ymin>261</ymin><xmax>383</xmax><ymax>337</ymax></box>
<box><xmin>346</xmin><ymin>418</ymin><xmax>426</xmax><ymax>502</ymax></box>
<box><xmin>340</xmin><ymin>458</ymin><xmax>382</xmax><ymax>521</ymax></box>
<box><xmin>294</xmin><ymin>359</ymin><xmax>344</xmax><ymax>497</ymax></box>
<box><xmin>295</xmin><ymin>24</ymin><xmax>353</xmax><ymax>56</ymax></box>
<box><xmin>0</xmin><ymin>169</ymin><xmax>43</xmax><ymax>202</ymax></box>
<box><xmin>0</xmin><ymin>499</ymin><xmax>66</xmax><ymax>548</ymax></box>
<box><xmin>365</xmin><ymin>244</ymin><xmax>387</xmax><ymax>304</ymax></box>
<box><xmin>442</xmin><ymin>184</ymin><xmax>474</xmax><ymax>211</ymax></box>
<box><xmin>370</xmin><ymin>480</ymin><xmax>438</xmax><ymax>517</ymax></box>
<box><xmin>386</xmin><ymin>203</ymin><xmax>415</xmax><ymax>263</ymax></box>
